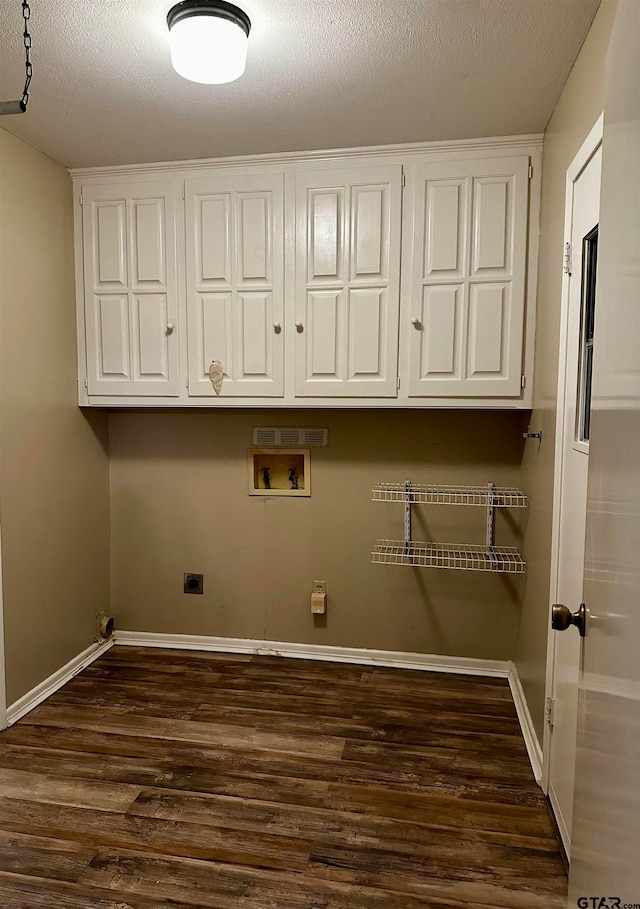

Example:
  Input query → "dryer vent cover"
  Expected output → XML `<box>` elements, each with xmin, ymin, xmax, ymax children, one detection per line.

<box><xmin>253</xmin><ymin>427</ymin><xmax>328</xmax><ymax>448</ymax></box>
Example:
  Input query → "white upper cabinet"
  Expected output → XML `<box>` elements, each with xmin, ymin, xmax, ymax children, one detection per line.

<box><xmin>185</xmin><ymin>172</ymin><xmax>284</xmax><ymax>397</ymax></box>
<box><xmin>294</xmin><ymin>165</ymin><xmax>402</xmax><ymax>397</ymax></box>
<box><xmin>74</xmin><ymin>140</ymin><xmax>539</xmax><ymax>407</ymax></box>
<box><xmin>401</xmin><ymin>156</ymin><xmax>530</xmax><ymax>397</ymax></box>
<box><xmin>81</xmin><ymin>181</ymin><xmax>180</xmax><ymax>396</ymax></box>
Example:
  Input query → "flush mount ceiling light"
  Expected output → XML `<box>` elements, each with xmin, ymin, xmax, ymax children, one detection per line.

<box><xmin>167</xmin><ymin>0</ymin><xmax>251</xmax><ymax>85</ymax></box>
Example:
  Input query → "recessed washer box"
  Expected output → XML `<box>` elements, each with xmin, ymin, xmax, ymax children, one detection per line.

<box><xmin>248</xmin><ymin>449</ymin><xmax>311</xmax><ymax>497</ymax></box>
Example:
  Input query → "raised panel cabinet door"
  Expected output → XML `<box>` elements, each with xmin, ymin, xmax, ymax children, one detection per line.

<box><xmin>82</xmin><ymin>181</ymin><xmax>180</xmax><ymax>396</ymax></box>
<box><xmin>402</xmin><ymin>156</ymin><xmax>530</xmax><ymax>397</ymax></box>
<box><xmin>295</xmin><ymin>165</ymin><xmax>402</xmax><ymax>397</ymax></box>
<box><xmin>185</xmin><ymin>173</ymin><xmax>284</xmax><ymax>397</ymax></box>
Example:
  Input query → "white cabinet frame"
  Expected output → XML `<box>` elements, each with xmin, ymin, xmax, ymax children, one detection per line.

<box><xmin>73</xmin><ymin>136</ymin><xmax>541</xmax><ymax>409</ymax></box>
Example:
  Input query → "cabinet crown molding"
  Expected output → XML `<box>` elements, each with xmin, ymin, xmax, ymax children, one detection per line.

<box><xmin>70</xmin><ymin>134</ymin><xmax>543</xmax><ymax>181</ymax></box>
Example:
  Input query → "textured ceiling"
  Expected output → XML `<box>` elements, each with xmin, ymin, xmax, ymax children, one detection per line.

<box><xmin>0</xmin><ymin>0</ymin><xmax>600</xmax><ymax>169</ymax></box>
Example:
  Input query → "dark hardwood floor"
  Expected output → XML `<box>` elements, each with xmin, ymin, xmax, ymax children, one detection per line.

<box><xmin>0</xmin><ymin>646</ymin><xmax>567</xmax><ymax>908</ymax></box>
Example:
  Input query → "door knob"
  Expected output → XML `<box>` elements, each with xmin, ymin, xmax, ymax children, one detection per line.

<box><xmin>166</xmin><ymin>322</ymin><xmax>175</xmax><ymax>334</ymax></box>
<box><xmin>552</xmin><ymin>602</ymin><xmax>586</xmax><ymax>637</ymax></box>
<box><xmin>295</xmin><ymin>321</ymin><xmax>304</xmax><ymax>332</ymax></box>
<box><xmin>411</xmin><ymin>317</ymin><xmax>422</xmax><ymax>329</ymax></box>
<box><xmin>273</xmin><ymin>322</ymin><xmax>282</xmax><ymax>334</ymax></box>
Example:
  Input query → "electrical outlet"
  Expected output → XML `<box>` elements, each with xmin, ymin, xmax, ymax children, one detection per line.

<box><xmin>311</xmin><ymin>580</ymin><xmax>327</xmax><ymax>614</ymax></box>
<box><xmin>184</xmin><ymin>573</ymin><xmax>204</xmax><ymax>594</ymax></box>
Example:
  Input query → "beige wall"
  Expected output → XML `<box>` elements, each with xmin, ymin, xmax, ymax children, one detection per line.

<box><xmin>110</xmin><ymin>409</ymin><xmax>527</xmax><ymax>660</ymax></box>
<box><xmin>515</xmin><ymin>0</ymin><xmax>617</xmax><ymax>743</ymax></box>
<box><xmin>0</xmin><ymin>128</ymin><xmax>111</xmax><ymax>705</ymax></box>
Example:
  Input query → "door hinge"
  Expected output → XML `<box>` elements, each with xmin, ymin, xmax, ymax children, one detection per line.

<box><xmin>521</xmin><ymin>374</ymin><xmax>526</xmax><ymax>389</ymax></box>
<box><xmin>401</xmin><ymin>173</ymin><xmax>406</xmax><ymax>187</ymax></box>
<box><xmin>564</xmin><ymin>242</ymin><xmax>572</xmax><ymax>276</ymax></box>
<box><xmin>397</xmin><ymin>376</ymin><xmax>401</xmax><ymax>389</ymax></box>
<box><xmin>545</xmin><ymin>697</ymin><xmax>555</xmax><ymax>727</ymax></box>
<box><xmin>528</xmin><ymin>163</ymin><xmax>533</xmax><ymax>180</ymax></box>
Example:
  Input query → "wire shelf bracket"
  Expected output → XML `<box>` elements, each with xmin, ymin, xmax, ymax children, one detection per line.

<box><xmin>371</xmin><ymin>480</ymin><xmax>527</xmax><ymax>574</ymax></box>
<box><xmin>372</xmin><ymin>541</ymin><xmax>526</xmax><ymax>574</ymax></box>
<box><xmin>372</xmin><ymin>482</ymin><xmax>527</xmax><ymax>508</ymax></box>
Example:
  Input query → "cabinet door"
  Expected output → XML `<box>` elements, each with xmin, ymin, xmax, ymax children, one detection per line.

<box><xmin>82</xmin><ymin>181</ymin><xmax>180</xmax><ymax>396</ymax></box>
<box><xmin>185</xmin><ymin>173</ymin><xmax>284</xmax><ymax>397</ymax></box>
<box><xmin>402</xmin><ymin>156</ymin><xmax>530</xmax><ymax>397</ymax></box>
<box><xmin>295</xmin><ymin>165</ymin><xmax>402</xmax><ymax>397</ymax></box>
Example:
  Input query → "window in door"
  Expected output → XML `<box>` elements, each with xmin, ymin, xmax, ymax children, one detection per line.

<box><xmin>576</xmin><ymin>224</ymin><xmax>598</xmax><ymax>443</ymax></box>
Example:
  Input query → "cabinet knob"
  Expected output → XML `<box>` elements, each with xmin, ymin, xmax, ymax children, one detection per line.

<box><xmin>411</xmin><ymin>317</ymin><xmax>422</xmax><ymax>329</ymax></box>
<box><xmin>273</xmin><ymin>322</ymin><xmax>282</xmax><ymax>334</ymax></box>
<box><xmin>166</xmin><ymin>322</ymin><xmax>175</xmax><ymax>334</ymax></box>
<box><xmin>295</xmin><ymin>321</ymin><xmax>304</xmax><ymax>333</ymax></box>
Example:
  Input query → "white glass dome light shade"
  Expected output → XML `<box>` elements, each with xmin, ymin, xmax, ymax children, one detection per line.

<box><xmin>167</xmin><ymin>1</ymin><xmax>251</xmax><ymax>85</ymax></box>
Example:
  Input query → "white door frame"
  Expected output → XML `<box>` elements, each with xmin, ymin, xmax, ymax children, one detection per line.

<box><xmin>542</xmin><ymin>113</ymin><xmax>604</xmax><ymax>794</ymax></box>
<box><xmin>0</xmin><ymin>526</ymin><xmax>6</xmax><ymax>730</ymax></box>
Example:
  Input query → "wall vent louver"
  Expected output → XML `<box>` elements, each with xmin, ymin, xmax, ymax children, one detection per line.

<box><xmin>254</xmin><ymin>427</ymin><xmax>278</xmax><ymax>448</ymax></box>
<box><xmin>280</xmin><ymin>428</ymin><xmax>301</xmax><ymax>446</ymax></box>
<box><xmin>253</xmin><ymin>427</ymin><xmax>328</xmax><ymax>448</ymax></box>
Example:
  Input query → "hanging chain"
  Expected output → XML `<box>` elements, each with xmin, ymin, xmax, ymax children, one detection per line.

<box><xmin>21</xmin><ymin>0</ymin><xmax>32</xmax><ymax>110</ymax></box>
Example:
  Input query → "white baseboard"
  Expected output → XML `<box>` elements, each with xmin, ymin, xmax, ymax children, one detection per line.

<box><xmin>6</xmin><ymin>638</ymin><xmax>114</xmax><ymax>727</ymax></box>
<box><xmin>508</xmin><ymin>663</ymin><xmax>544</xmax><ymax>783</ymax></box>
<box><xmin>114</xmin><ymin>630</ymin><xmax>511</xmax><ymax>677</ymax></box>
<box><xmin>549</xmin><ymin>781</ymin><xmax>571</xmax><ymax>856</ymax></box>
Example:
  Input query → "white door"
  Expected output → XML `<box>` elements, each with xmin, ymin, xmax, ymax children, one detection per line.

<box><xmin>401</xmin><ymin>156</ymin><xmax>529</xmax><ymax>397</ymax></box>
<box><xmin>547</xmin><ymin>131</ymin><xmax>602</xmax><ymax>855</ymax></box>
<box><xmin>185</xmin><ymin>172</ymin><xmax>284</xmax><ymax>397</ymax></box>
<box><xmin>82</xmin><ymin>181</ymin><xmax>180</xmax><ymax>396</ymax></box>
<box><xmin>294</xmin><ymin>165</ymin><xmax>402</xmax><ymax>397</ymax></box>
<box><xmin>569</xmin><ymin>1</ymin><xmax>640</xmax><ymax>900</ymax></box>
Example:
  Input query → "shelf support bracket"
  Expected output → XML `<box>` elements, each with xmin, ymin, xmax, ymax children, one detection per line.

<box><xmin>404</xmin><ymin>480</ymin><xmax>412</xmax><ymax>556</ymax></box>
<box><xmin>486</xmin><ymin>482</ymin><xmax>498</xmax><ymax>564</ymax></box>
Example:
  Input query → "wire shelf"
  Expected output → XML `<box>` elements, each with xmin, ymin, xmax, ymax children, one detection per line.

<box><xmin>372</xmin><ymin>540</ymin><xmax>527</xmax><ymax>574</ymax></box>
<box><xmin>372</xmin><ymin>483</ymin><xmax>527</xmax><ymax>508</ymax></box>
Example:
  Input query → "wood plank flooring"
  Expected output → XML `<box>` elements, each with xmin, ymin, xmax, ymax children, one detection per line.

<box><xmin>0</xmin><ymin>646</ymin><xmax>567</xmax><ymax>908</ymax></box>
